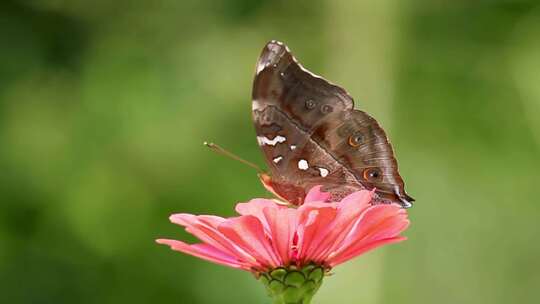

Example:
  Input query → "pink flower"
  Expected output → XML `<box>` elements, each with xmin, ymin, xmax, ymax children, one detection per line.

<box><xmin>157</xmin><ymin>186</ymin><xmax>409</xmax><ymax>272</ymax></box>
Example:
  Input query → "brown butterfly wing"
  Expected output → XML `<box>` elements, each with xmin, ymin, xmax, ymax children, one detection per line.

<box><xmin>253</xmin><ymin>41</ymin><xmax>357</xmax><ymax>204</ymax></box>
<box><xmin>253</xmin><ymin>105</ymin><xmax>359</xmax><ymax>205</ymax></box>
<box><xmin>311</xmin><ymin>110</ymin><xmax>414</xmax><ymax>205</ymax></box>
<box><xmin>252</xmin><ymin>40</ymin><xmax>413</xmax><ymax>207</ymax></box>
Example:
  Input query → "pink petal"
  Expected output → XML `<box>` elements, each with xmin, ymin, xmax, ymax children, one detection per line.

<box><xmin>158</xmin><ymin>188</ymin><xmax>409</xmax><ymax>272</ymax></box>
<box><xmin>327</xmin><ymin>205</ymin><xmax>409</xmax><ymax>264</ymax></box>
<box><xmin>349</xmin><ymin>206</ymin><xmax>409</xmax><ymax>243</ymax></box>
<box><xmin>156</xmin><ymin>239</ymin><xmax>248</xmax><ymax>270</ymax></box>
<box><xmin>217</xmin><ymin>215</ymin><xmax>281</xmax><ymax>269</ymax></box>
<box><xmin>169</xmin><ymin>214</ymin><xmax>230</xmax><ymax>253</ymax></box>
<box><xmin>309</xmin><ymin>190</ymin><xmax>374</xmax><ymax>261</ymax></box>
<box><xmin>296</xmin><ymin>206</ymin><xmax>337</xmax><ymax>263</ymax></box>
<box><xmin>339</xmin><ymin>190</ymin><xmax>373</xmax><ymax>210</ymax></box>
<box><xmin>168</xmin><ymin>213</ymin><xmax>260</xmax><ymax>266</ymax></box>
<box><xmin>327</xmin><ymin>236</ymin><xmax>407</xmax><ymax>267</ymax></box>
<box><xmin>262</xmin><ymin>207</ymin><xmax>297</xmax><ymax>265</ymax></box>
<box><xmin>304</xmin><ymin>185</ymin><xmax>331</xmax><ymax>203</ymax></box>
<box><xmin>235</xmin><ymin>198</ymin><xmax>282</xmax><ymax>232</ymax></box>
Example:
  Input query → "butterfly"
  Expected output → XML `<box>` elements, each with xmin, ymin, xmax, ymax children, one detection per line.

<box><xmin>252</xmin><ymin>40</ymin><xmax>414</xmax><ymax>208</ymax></box>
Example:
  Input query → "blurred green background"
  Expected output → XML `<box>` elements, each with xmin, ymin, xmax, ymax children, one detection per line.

<box><xmin>1</xmin><ymin>0</ymin><xmax>540</xmax><ymax>303</ymax></box>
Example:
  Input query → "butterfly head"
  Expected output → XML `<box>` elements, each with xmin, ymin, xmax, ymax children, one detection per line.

<box><xmin>258</xmin><ymin>173</ymin><xmax>306</xmax><ymax>206</ymax></box>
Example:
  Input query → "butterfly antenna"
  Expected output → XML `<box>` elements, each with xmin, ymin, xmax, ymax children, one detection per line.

<box><xmin>204</xmin><ymin>142</ymin><xmax>264</xmax><ymax>173</ymax></box>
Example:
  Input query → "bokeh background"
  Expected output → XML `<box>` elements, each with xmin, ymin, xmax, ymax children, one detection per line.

<box><xmin>1</xmin><ymin>0</ymin><xmax>540</xmax><ymax>303</ymax></box>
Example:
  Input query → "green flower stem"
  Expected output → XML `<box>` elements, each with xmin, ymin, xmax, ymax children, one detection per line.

<box><xmin>259</xmin><ymin>264</ymin><xmax>325</xmax><ymax>304</ymax></box>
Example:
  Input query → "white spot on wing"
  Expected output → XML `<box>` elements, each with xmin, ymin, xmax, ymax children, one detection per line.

<box><xmin>319</xmin><ymin>168</ymin><xmax>329</xmax><ymax>177</ymax></box>
<box><xmin>290</xmin><ymin>145</ymin><xmax>296</xmax><ymax>150</ymax></box>
<box><xmin>256</xmin><ymin>41</ymin><xmax>286</xmax><ymax>75</ymax></box>
<box><xmin>256</xmin><ymin>63</ymin><xmax>265</xmax><ymax>74</ymax></box>
<box><xmin>298</xmin><ymin>159</ymin><xmax>309</xmax><ymax>170</ymax></box>
<box><xmin>257</xmin><ymin>135</ymin><xmax>286</xmax><ymax>146</ymax></box>
<box><xmin>252</xmin><ymin>99</ymin><xmax>263</xmax><ymax>111</ymax></box>
<box><xmin>273</xmin><ymin>156</ymin><xmax>283</xmax><ymax>164</ymax></box>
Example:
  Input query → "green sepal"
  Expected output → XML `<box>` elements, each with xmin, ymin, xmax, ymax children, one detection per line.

<box><xmin>258</xmin><ymin>264</ymin><xmax>326</xmax><ymax>304</ymax></box>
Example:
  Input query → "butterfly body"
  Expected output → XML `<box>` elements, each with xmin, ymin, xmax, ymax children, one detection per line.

<box><xmin>252</xmin><ymin>41</ymin><xmax>413</xmax><ymax>208</ymax></box>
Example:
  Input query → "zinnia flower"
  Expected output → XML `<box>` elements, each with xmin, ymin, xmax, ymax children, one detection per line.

<box><xmin>157</xmin><ymin>186</ymin><xmax>409</xmax><ymax>303</ymax></box>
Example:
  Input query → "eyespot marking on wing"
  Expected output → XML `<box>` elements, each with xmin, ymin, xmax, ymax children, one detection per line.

<box><xmin>305</xmin><ymin>99</ymin><xmax>316</xmax><ymax>110</ymax></box>
<box><xmin>320</xmin><ymin>104</ymin><xmax>333</xmax><ymax>114</ymax></box>
<box><xmin>348</xmin><ymin>132</ymin><xmax>364</xmax><ymax>147</ymax></box>
<box><xmin>363</xmin><ymin>167</ymin><xmax>383</xmax><ymax>182</ymax></box>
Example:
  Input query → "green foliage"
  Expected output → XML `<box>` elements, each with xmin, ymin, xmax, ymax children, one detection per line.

<box><xmin>1</xmin><ymin>0</ymin><xmax>539</xmax><ymax>303</ymax></box>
